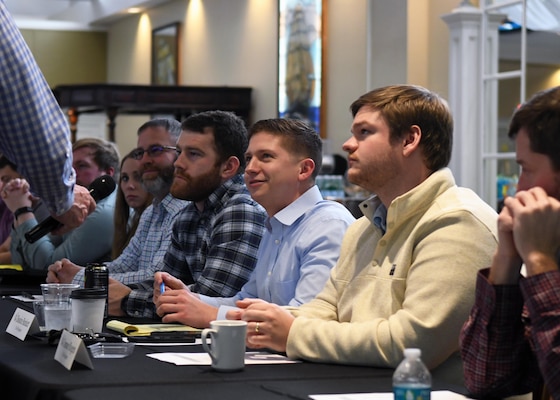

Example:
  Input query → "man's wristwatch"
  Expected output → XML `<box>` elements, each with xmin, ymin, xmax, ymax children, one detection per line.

<box><xmin>14</xmin><ymin>206</ymin><xmax>33</xmax><ymax>220</ymax></box>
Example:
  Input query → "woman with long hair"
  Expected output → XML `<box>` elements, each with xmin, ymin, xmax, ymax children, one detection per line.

<box><xmin>112</xmin><ymin>151</ymin><xmax>153</xmax><ymax>259</ymax></box>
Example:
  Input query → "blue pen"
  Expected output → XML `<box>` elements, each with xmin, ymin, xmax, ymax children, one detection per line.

<box><xmin>160</xmin><ymin>282</ymin><xmax>165</xmax><ymax>294</ymax></box>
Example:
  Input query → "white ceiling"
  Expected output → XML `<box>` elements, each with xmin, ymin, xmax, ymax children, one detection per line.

<box><xmin>4</xmin><ymin>0</ymin><xmax>173</xmax><ymax>30</ymax></box>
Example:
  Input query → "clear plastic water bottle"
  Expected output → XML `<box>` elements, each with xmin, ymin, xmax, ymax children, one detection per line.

<box><xmin>393</xmin><ymin>348</ymin><xmax>431</xmax><ymax>400</ymax></box>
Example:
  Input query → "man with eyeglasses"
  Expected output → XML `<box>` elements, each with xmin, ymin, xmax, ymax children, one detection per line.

<box><xmin>108</xmin><ymin>110</ymin><xmax>267</xmax><ymax>318</ymax></box>
<box><xmin>47</xmin><ymin>119</ymin><xmax>188</xmax><ymax>286</ymax></box>
<box><xmin>131</xmin><ymin>145</ymin><xmax>177</xmax><ymax>160</ymax></box>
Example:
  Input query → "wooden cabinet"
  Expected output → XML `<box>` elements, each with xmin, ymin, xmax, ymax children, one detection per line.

<box><xmin>53</xmin><ymin>84</ymin><xmax>252</xmax><ymax>142</ymax></box>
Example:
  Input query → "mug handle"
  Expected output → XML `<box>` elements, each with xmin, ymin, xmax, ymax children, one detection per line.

<box><xmin>201</xmin><ymin>328</ymin><xmax>217</xmax><ymax>363</ymax></box>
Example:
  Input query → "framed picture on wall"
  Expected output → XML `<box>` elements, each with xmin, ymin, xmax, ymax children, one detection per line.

<box><xmin>278</xmin><ymin>0</ymin><xmax>326</xmax><ymax>138</ymax></box>
<box><xmin>151</xmin><ymin>22</ymin><xmax>180</xmax><ymax>85</ymax></box>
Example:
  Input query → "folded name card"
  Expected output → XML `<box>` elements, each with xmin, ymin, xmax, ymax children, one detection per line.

<box><xmin>54</xmin><ymin>330</ymin><xmax>93</xmax><ymax>370</ymax></box>
<box><xmin>6</xmin><ymin>307</ymin><xmax>40</xmax><ymax>340</ymax></box>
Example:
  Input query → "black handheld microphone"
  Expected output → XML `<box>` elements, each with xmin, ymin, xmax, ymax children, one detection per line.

<box><xmin>24</xmin><ymin>175</ymin><xmax>116</xmax><ymax>244</ymax></box>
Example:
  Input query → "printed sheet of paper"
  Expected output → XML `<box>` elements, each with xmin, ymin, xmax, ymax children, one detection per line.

<box><xmin>9</xmin><ymin>294</ymin><xmax>42</xmax><ymax>303</ymax></box>
<box><xmin>147</xmin><ymin>351</ymin><xmax>300</xmax><ymax>366</ymax></box>
<box><xmin>133</xmin><ymin>338</ymin><xmax>202</xmax><ymax>347</ymax></box>
<box><xmin>309</xmin><ymin>391</ymin><xmax>473</xmax><ymax>400</ymax></box>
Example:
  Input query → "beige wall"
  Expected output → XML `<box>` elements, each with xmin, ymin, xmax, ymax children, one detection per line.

<box><xmin>499</xmin><ymin>60</ymin><xmax>560</xmax><ymax>118</ymax></box>
<box><xmin>322</xmin><ymin>0</ymin><xmax>368</xmax><ymax>154</ymax></box>
<box><xmin>104</xmin><ymin>0</ymin><xmax>460</xmax><ymax>155</ymax></box>
<box><xmin>21</xmin><ymin>29</ymin><xmax>107</xmax><ymax>87</ymax></box>
<box><xmin>23</xmin><ymin>0</ymin><xmax>558</xmax><ymax>158</ymax></box>
<box><xmin>19</xmin><ymin>0</ymin><xmax>460</xmax><ymax>154</ymax></box>
<box><xmin>106</xmin><ymin>0</ymin><xmax>281</xmax><ymax>153</ymax></box>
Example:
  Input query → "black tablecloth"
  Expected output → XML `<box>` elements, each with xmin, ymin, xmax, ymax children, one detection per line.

<box><xmin>62</xmin><ymin>382</ymin><xmax>288</xmax><ymax>400</ymax></box>
<box><xmin>61</xmin><ymin>375</ymin><xmax>469</xmax><ymax>400</ymax></box>
<box><xmin>0</xmin><ymin>297</ymin><xmax>397</xmax><ymax>400</ymax></box>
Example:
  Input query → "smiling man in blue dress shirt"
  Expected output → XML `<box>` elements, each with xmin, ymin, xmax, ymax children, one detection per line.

<box><xmin>152</xmin><ymin>118</ymin><xmax>355</xmax><ymax>328</ymax></box>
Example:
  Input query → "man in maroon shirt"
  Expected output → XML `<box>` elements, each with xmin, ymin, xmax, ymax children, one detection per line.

<box><xmin>460</xmin><ymin>86</ymin><xmax>560</xmax><ymax>400</ymax></box>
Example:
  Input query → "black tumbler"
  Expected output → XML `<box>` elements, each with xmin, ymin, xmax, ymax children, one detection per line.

<box><xmin>84</xmin><ymin>263</ymin><xmax>109</xmax><ymax>318</ymax></box>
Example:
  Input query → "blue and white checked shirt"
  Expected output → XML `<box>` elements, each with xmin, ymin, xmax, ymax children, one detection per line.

<box><xmin>124</xmin><ymin>174</ymin><xmax>267</xmax><ymax>318</ymax></box>
<box><xmin>72</xmin><ymin>193</ymin><xmax>188</xmax><ymax>286</ymax></box>
<box><xmin>0</xmin><ymin>2</ymin><xmax>75</xmax><ymax>215</ymax></box>
<box><xmin>200</xmin><ymin>185</ymin><xmax>356</xmax><ymax>318</ymax></box>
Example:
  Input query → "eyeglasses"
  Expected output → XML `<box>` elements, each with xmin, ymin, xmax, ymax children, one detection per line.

<box><xmin>130</xmin><ymin>145</ymin><xmax>177</xmax><ymax>160</ymax></box>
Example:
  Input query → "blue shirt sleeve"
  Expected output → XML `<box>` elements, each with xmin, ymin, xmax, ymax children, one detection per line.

<box><xmin>10</xmin><ymin>191</ymin><xmax>115</xmax><ymax>270</ymax></box>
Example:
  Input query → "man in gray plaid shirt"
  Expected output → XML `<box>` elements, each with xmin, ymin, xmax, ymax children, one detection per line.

<box><xmin>109</xmin><ymin>111</ymin><xmax>267</xmax><ymax>318</ymax></box>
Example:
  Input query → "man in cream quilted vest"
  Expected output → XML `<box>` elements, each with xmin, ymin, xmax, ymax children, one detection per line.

<box><xmin>233</xmin><ymin>84</ymin><xmax>499</xmax><ymax>388</ymax></box>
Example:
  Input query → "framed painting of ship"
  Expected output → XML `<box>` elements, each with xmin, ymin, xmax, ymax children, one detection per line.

<box><xmin>151</xmin><ymin>23</ymin><xmax>180</xmax><ymax>85</ymax></box>
<box><xmin>278</xmin><ymin>0</ymin><xmax>326</xmax><ymax>138</ymax></box>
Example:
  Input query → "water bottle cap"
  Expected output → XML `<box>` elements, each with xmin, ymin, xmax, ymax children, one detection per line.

<box><xmin>403</xmin><ymin>348</ymin><xmax>421</xmax><ymax>358</ymax></box>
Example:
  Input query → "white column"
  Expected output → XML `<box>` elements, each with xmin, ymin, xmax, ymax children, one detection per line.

<box><xmin>441</xmin><ymin>2</ymin><xmax>504</xmax><ymax>196</ymax></box>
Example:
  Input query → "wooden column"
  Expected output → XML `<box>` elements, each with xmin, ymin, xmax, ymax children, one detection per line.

<box><xmin>67</xmin><ymin>107</ymin><xmax>78</xmax><ymax>143</ymax></box>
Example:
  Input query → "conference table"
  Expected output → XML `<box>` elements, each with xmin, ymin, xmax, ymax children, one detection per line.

<box><xmin>0</xmin><ymin>296</ymin><xmax>468</xmax><ymax>400</ymax></box>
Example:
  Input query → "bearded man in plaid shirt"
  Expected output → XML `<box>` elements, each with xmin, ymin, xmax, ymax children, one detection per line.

<box><xmin>110</xmin><ymin>111</ymin><xmax>266</xmax><ymax>318</ymax></box>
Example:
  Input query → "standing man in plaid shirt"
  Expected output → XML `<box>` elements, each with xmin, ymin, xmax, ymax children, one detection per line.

<box><xmin>109</xmin><ymin>110</ymin><xmax>267</xmax><ymax>318</ymax></box>
<box><xmin>460</xmin><ymin>86</ymin><xmax>560</xmax><ymax>400</ymax></box>
<box><xmin>0</xmin><ymin>2</ymin><xmax>95</xmax><ymax>229</ymax></box>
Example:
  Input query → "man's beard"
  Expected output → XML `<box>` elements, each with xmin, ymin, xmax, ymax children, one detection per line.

<box><xmin>142</xmin><ymin>164</ymin><xmax>175</xmax><ymax>198</ymax></box>
<box><xmin>171</xmin><ymin>166</ymin><xmax>223</xmax><ymax>202</ymax></box>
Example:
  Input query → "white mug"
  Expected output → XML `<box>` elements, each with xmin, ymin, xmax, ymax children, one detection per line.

<box><xmin>201</xmin><ymin>320</ymin><xmax>247</xmax><ymax>371</ymax></box>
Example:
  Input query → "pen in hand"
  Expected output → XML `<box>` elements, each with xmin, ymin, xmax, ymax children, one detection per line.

<box><xmin>160</xmin><ymin>282</ymin><xmax>165</xmax><ymax>294</ymax></box>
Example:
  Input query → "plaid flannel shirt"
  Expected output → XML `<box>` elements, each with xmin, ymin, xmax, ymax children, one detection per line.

<box><xmin>124</xmin><ymin>174</ymin><xmax>266</xmax><ymax>318</ymax></box>
<box><xmin>461</xmin><ymin>268</ymin><xmax>560</xmax><ymax>399</ymax></box>
<box><xmin>0</xmin><ymin>3</ymin><xmax>75</xmax><ymax>215</ymax></box>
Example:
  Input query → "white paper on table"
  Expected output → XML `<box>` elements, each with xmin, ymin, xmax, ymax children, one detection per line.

<box><xmin>309</xmin><ymin>390</ymin><xmax>473</xmax><ymax>400</ymax></box>
<box><xmin>133</xmin><ymin>338</ymin><xmax>203</xmax><ymax>347</ymax></box>
<box><xmin>9</xmin><ymin>294</ymin><xmax>42</xmax><ymax>302</ymax></box>
<box><xmin>147</xmin><ymin>351</ymin><xmax>300</xmax><ymax>366</ymax></box>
